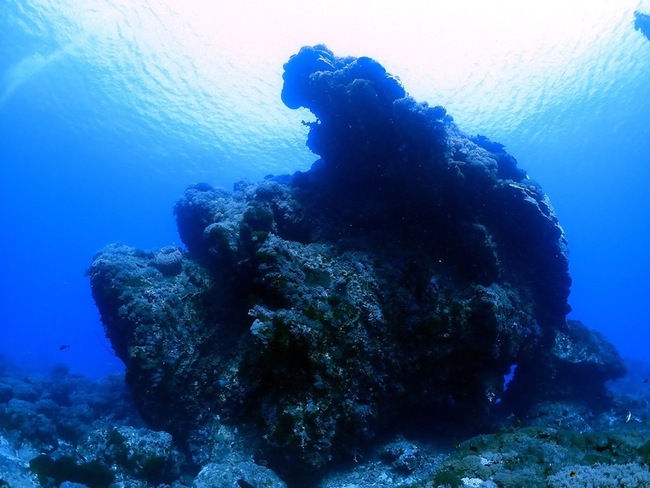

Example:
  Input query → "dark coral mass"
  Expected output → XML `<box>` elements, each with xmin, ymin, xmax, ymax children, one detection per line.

<box><xmin>87</xmin><ymin>45</ymin><xmax>624</xmax><ymax>478</ymax></box>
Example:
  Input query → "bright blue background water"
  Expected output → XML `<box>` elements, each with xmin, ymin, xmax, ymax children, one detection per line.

<box><xmin>1</xmin><ymin>1</ymin><xmax>649</xmax><ymax>378</ymax></box>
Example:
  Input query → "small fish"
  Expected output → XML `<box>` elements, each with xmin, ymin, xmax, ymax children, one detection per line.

<box><xmin>625</xmin><ymin>411</ymin><xmax>632</xmax><ymax>423</ymax></box>
<box><xmin>58</xmin><ymin>344</ymin><xmax>71</xmax><ymax>350</ymax></box>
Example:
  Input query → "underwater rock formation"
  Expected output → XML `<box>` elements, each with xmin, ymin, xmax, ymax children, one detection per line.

<box><xmin>88</xmin><ymin>45</ymin><xmax>624</xmax><ymax>478</ymax></box>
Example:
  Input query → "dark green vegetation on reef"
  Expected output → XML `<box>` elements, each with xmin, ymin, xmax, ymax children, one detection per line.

<box><xmin>433</xmin><ymin>426</ymin><xmax>650</xmax><ymax>487</ymax></box>
<box><xmin>86</xmin><ymin>46</ymin><xmax>626</xmax><ymax>484</ymax></box>
<box><xmin>29</xmin><ymin>455</ymin><xmax>114</xmax><ymax>488</ymax></box>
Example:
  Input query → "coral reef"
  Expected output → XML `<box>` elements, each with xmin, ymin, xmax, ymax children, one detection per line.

<box><xmin>0</xmin><ymin>363</ymin><xmax>150</xmax><ymax>487</ymax></box>
<box><xmin>1</xmin><ymin>359</ymin><xmax>647</xmax><ymax>487</ymax></box>
<box><xmin>319</xmin><ymin>367</ymin><xmax>650</xmax><ymax>488</ymax></box>
<box><xmin>87</xmin><ymin>46</ymin><xmax>625</xmax><ymax>481</ymax></box>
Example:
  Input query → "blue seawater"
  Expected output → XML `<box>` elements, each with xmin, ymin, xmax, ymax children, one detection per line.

<box><xmin>1</xmin><ymin>0</ymin><xmax>649</xmax><ymax>378</ymax></box>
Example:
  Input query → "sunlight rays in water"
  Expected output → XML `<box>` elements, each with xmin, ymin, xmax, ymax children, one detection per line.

<box><xmin>0</xmin><ymin>47</ymin><xmax>68</xmax><ymax>107</ymax></box>
<box><xmin>3</xmin><ymin>0</ymin><xmax>648</xmax><ymax>178</ymax></box>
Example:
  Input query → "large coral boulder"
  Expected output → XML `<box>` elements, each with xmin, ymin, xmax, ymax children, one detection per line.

<box><xmin>87</xmin><ymin>45</ymin><xmax>624</xmax><ymax>478</ymax></box>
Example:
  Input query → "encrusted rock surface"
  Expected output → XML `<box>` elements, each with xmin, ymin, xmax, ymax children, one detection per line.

<box><xmin>87</xmin><ymin>45</ymin><xmax>625</xmax><ymax>480</ymax></box>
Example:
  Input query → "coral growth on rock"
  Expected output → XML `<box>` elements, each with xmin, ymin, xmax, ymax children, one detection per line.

<box><xmin>87</xmin><ymin>45</ymin><xmax>624</xmax><ymax>479</ymax></box>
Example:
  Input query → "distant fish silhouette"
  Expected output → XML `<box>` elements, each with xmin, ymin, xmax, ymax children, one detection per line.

<box><xmin>58</xmin><ymin>344</ymin><xmax>70</xmax><ymax>350</ymax></box>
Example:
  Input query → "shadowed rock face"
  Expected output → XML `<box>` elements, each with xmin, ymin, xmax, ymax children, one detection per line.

<box><xmin>88</xmin><ymin>45</ymin><xmax>624</xmax><ymax>478</ymax></box>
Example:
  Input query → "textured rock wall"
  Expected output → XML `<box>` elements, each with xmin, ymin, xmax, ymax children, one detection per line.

<box><xmin>88</xmin><ymin>45</ymin><xmax>624</xmax><ymax>478</ymax></box>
